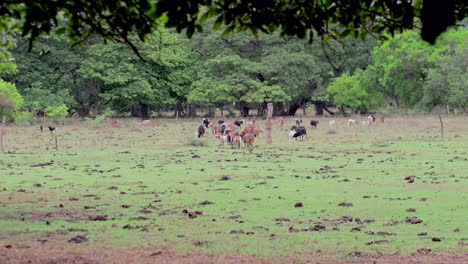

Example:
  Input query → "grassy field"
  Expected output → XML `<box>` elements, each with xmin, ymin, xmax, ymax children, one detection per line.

<box><xmin>0</xmin><ymin>116</ymin><xmax>467</xmax><ymax>263</ymax></box>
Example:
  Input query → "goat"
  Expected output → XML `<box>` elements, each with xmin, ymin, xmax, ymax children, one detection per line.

<box><xmin>328</xmin><ymin>120</ymin><xmax>336</xmax><ymax>129</ymax></box>
<box><xmin>288</xmin><ymin>128</ymin><xmax>297</xmax><ymax>141</ymax></box>
<box><xmin>293</xmin><ymin>126</ymin><xmax>308</xmax><ymax>141</ymax></box>
<box><xmin>295</xmin><ymin>118</ymin><xmax>303</xmax><ymax>126</ymax></box>
<box><xmin>253</xmin><ymin>127</ymin><xmax>263</xmax><ymax>138</ymax></box>
<box><xmin>241</xmin><ymin>131</ymin><xmax>255</xmax><ymax>152</ymax></box>
<box><xmin>231</xmin><ymin>131</ymin><xmax>243</xmax><ymax>149</ymax></box>
<box><xmin>48</xmin><ymin>126</ymin><xmax>56</xmax><ymax>134</ymax></box>
<box><xmin>202</xmin><ymin>118</ymin><xmax>210</xmax><ymax>128</ymax></box>
<box><xmin>275</xmin><ymin>117</ymin><xmax>285</xmax><ymax>129</ymax></box>
<box><xmin>310</xmin><ymin>120</ymin><xmax>319</xmax><ymax>128</ymax></box>
<box><xmin>234</xmin><ymin>120</ymin><xmax>243</xmax><ymax>129</ymax></box>
<box><xmin>108</xmin><ymin>118</ymin><xmax>120</xmax><ymax>127</ymax></box>
<box><xmin>379</xmin><ymin>115</ymin><xmax>385</xmax><ymax>123</ymax></box>
<box><xmin>367</xmin><ymin>115</ymin><xmax>374</xmax><ymax>125</ymax></box>
<box><xmin>197</xmin><ymin>125</ymin><xmax>205</xmax><ymax>138</ymax></box>
<box><xmin>140</xmin><ymin>120</ymin><xmax>151</xmax><ymax>126</ymax></box>
<box><xmin>218</xmin><ymin>120</ymin><xmax>224</xmax><ymax>125</ymax></box>
<box><xmin>347</xmin><ymin>119</ymin><xmax>356</xmax><ymax>126</ymax></box>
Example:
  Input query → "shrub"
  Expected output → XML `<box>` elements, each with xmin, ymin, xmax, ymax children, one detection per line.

<box><xmin>45</xmin><ymin>104</ymin><xmax>69</xmax><ymax>118</ymax></box>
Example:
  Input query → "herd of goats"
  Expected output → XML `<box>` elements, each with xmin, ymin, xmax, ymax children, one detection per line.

<box><xmin>195</xmin><ymin>114</ymin><xmax>384</xmax><ymax>151</ymax></box>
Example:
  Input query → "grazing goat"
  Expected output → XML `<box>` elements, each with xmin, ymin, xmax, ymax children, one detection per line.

<box><xmin>241</xmin><ymin>132</ymin><xmax>255</xmax><ymax>152</ymax></box>
<box><xmin>108</xmin><ymin>118</ymin><xmax>120</xmax><ymax>127</ymax></box>
<box><xmin>48</xmin><ymin>126</ymin><xmax>56</xmax><ymax>134</ymax></box>
<box><xmin>140</xmin><ymin>120</ymin><xmax>151</xmax><ymax>126</ymax></box>
<box><xmin>209</xmin><ymin>123</ymin><xmax>220</xmax><ymax>136</ymax></box>
<box><xmin>347</xmin><ymin>119</ymin><xmax>356</xmax><ymax>127</ymax></box>
<box><xmin>379</xmin><ymin>115</ymin><xmax>385</xmax><ymax>123</ymax></box>
<box><xmin>197</xmin><ymin>125</ymin><xmax>205</xmax><ymax>138</ymax></box>
<box><xmin>288</xmin><ymin>128</ymin><xmax>297</xmax><ymax>141</ymax></box>
<box><xmin>202</xmin><ymin>118</ymin><xmax>210</xmax><ymax>128</ymax></box>
<box><xmin>310</xmin><ymin>120</ymin><xmax>319</xmax><ymax>128</ymax></box>
<box><xmin>295</xmin><ymin>118</ymin><xmax>303</xmax><ymax>126</ymax></box>
<box><xmin>294</xmin><ymin>126</ymin><xmax>308</xmax><ymax>141</ymax></box>
<box><xmin>289</xmin><ymin>126</ymin><xmax>307</xmax><ymax>141</ymax></box>
<box><xmin>218</xmin><ymin>120</ymin><xmax>224</xmax><ymax>125</ymax></box>
<box><xmin>244</xmin><ymin>124</ymin><xmax>262</xmax><ymax>138</ymax></box>
<box><xmin>370</xmin><ymin>115</ymin><xmax>376</xmax><ymax>123</ymax></box>
<box><xmin>234</xmin><ymin>120</ymin><xmax>244</xmax><ymax>129</ymax></box>
<box><xmin>328</xmin><ymin>120</ymin><xmax>336</xmax><ymax>130</ymax></box>
<box><xmin>231</xmin><ymin>131</ymin><xmax>243</xmax><ymax>149</ymax></box>
<box><xmin>367</xmin><ymin>115</ymin><xmax>374</xmax><ymax>125</ymax></box>
<box><xmin>275</xmin><ymin>117</ymin><xmax>285</xmax><ymax>129</ymax></box>
<box><xmin>253</xmin><ymin>127</ymin><xmax>263</xmax><ymax>138</ymax></box>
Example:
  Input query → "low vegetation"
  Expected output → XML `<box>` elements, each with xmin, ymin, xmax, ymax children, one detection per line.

<box><xmin>0</xmin><ymin>117</ymin><xmax>467</xmax><ymax>262</ymax></box>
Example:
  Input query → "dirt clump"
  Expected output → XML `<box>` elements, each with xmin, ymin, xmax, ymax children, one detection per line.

<box><xmin>68</xmin><ymin>235</ymin><xmax>88</xmax><ymax>243</ymax></box>
<box><xmin>338</xmin><ymin>202</ymin><xmax>353</xmax><ymax>207</ymax></box>
<box><xmin>405</xmin><ymin>216</ymin><xmax>423</xmax><ymax>224</ymax></box>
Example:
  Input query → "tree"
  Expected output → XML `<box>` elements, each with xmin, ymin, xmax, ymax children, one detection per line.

<box><xmin>370</xmin><ymin>31</ymin><xmax>434</xmax><ymax>108</ymax></box>
<box><xmin>0</xmin><ymin>0</ymin><xmax>464</xmax><ymax>56</ymax></box>
<box><xmin>327</xmin><ymin>71</ymin><xmax>383</xmax><ymax>113</ymax></box>
<box><xmin>188</xmin><ymin>54</ymin><xmax>290</xmax><ymax>117</ymax></box>
<box><xmin>0</xmin><ymin>78</ymin><xmax>23</xmax><ymax>121</ymax></box>
<box><xmin>79</xmin><ymin>30</ymin><xmax>195</xmax><ymax>118</ymax></box>
<box><xmin>422</xmin><ymin>29</ymin><xmax>468</xmax><ymax>112</ymax></box>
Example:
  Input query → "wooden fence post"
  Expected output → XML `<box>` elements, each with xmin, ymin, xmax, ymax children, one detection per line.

<box><xmin>266</xmin><ymin>103</ymin><xmax>273</xmax><ymax>144</ymax></box>
<box><xmin>0</xmin><ymin>116</ymin><xmax>5</xmax><ymax>153</ymax></box>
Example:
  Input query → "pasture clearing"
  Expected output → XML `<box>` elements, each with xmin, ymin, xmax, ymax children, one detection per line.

<box><xmin>0</xmin><ymin>116</ymin><xmax>467</xmax><ymax>263</ymax></box>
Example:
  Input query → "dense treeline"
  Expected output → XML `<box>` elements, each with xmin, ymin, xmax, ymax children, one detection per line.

<box><xmin>0</xmin><ymin>25</ymin><xmax>466</xmax><ymax>121</ymax></box>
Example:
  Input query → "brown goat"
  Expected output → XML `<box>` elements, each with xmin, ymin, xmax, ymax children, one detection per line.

<box><xmin>275</xmin><ymin>117</ymin><xmax>285</xmax><ymax>128</ymax></box>
<box><xmin>108</xmin><ymin>118</ymin><xmax>120</xmax><ymax>128</ymax></box>
<box><xmin>242</xmin><ymin>132</ymin><xmax>255</xmax><ymax>152</ymax></box>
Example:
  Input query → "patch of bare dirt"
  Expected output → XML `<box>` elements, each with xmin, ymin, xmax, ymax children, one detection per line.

<box><xmin>0</xmin><ymin>244</ymin><xmax>467</xmax><ymax>264</ymax></box>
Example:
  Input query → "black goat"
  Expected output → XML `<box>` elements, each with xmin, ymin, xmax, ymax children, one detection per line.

<box><xmin>202</xmin><ymin>118</ymin><xmax>210</xmax><ymax>128</ymax></box>
<box><xmin>218</xmin><ymin>120</ymin><xmax>224</xmax><ymax>125</ymax></box>
<box><xmin>234</xmin><ymin>120</ymin><xmax>243</xmax><ymax>128</ymax></box>
<box><xmin>310</xmin><ymin>120</ymin><xmax>319</xmax><ymax>128</ymax></box>
<box><xmin>293</xmin><ymin>126</ymin><xmax>307</xmax><ymax>141</ymax></box>
<box><xmin>48</xmin><ymin>126</ymin><xmax>56</xmax><ymax>134</ymax></box>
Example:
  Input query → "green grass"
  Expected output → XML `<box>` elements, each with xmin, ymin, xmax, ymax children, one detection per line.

<box><xmin>0</xmin><ymin>116</ymin><xmax>467</xmax><ymax>259</ymax></box>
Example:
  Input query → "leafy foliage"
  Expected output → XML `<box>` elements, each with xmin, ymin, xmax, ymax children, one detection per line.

<box><xmin>0</xmin><ymin>78</ymin><xmax>23</xmax><ymax>120</ymax></box>
<box><xmin>0</xmin><ymin>0</ymin><xmax>465</xmax><ymax>56</ymax></box>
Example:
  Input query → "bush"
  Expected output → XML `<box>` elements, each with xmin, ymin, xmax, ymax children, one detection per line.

<box><xmin>14</xmin><ymin>111</ymin><xmax>34</xmax><ymax>124</ymax></box>
<box><xmin>187</xmin><ymin>138</ymin><xmax>209</xmax><ymax>147</ymax></box>
<box><xmin>45</xmin><ymin>104</ymin><xmax>69</xmax><ymax>118</ymax></box>
<box><xmin>0</xmin><ymin>79</ymin><xmax>24</xmax><ymax>121</ymax></box>
<box><xmin>225</xmin><ymin>111</ymin><xmax>237</xmax><ymax>118</ymax></box>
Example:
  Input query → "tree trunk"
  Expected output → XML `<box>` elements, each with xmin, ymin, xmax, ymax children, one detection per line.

<box><xmin>241</xmin><ymin>105</ymin><xmax>250</xmax><ymax>117</ymax></box>
<box><xmin>287</xmin><ymin>103</ymin><xmax>301</xmax><ymax>116</ymax></box>
<box><xmin>131</xmin><ymin>104</ymin><xmax>149</xmax><ymax>119</ymax></box>
<box><xmin>273</xmin><ymin>104</ymin><xmax>286</xmax><ymax>116</ymax></box>
<box><xmin>188</xmin><ymin>103</ymin><xmax>197</xmax><ymax>117</ymax></box>
<box><xmin>174</xmin><ymin>102</ymin><xmax>183</xmax><ymax>118</ymax></box>
<box><xmin>315</xmin><ymin>102</ymin><xmax>324</xmax><ymax>115</ymax></box>
<box><xmin>265</xmin><ymin>103</ymin><xmax>273</xmax><ymax>144</ymax></box>
<box><xmin>302</xmin><ymin>104</ymin><xmax>307</xmax><ymax>116</ymax></box>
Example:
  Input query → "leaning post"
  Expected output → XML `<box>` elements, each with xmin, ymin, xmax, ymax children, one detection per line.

<box><xmin>0</xmin><ymin>116</ymin><xmax>5</xmax><ymax>153</ymax></box>
<box><xmin>265</xmin><ymin>103</ymin><xmax>273</xmax><ymax>144</ymax></box>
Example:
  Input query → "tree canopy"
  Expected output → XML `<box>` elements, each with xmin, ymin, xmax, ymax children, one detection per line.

<box><xmin>0</xmin><ymin>0</ymin><xmax>466</xmax><ymax>58</ymax></box>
